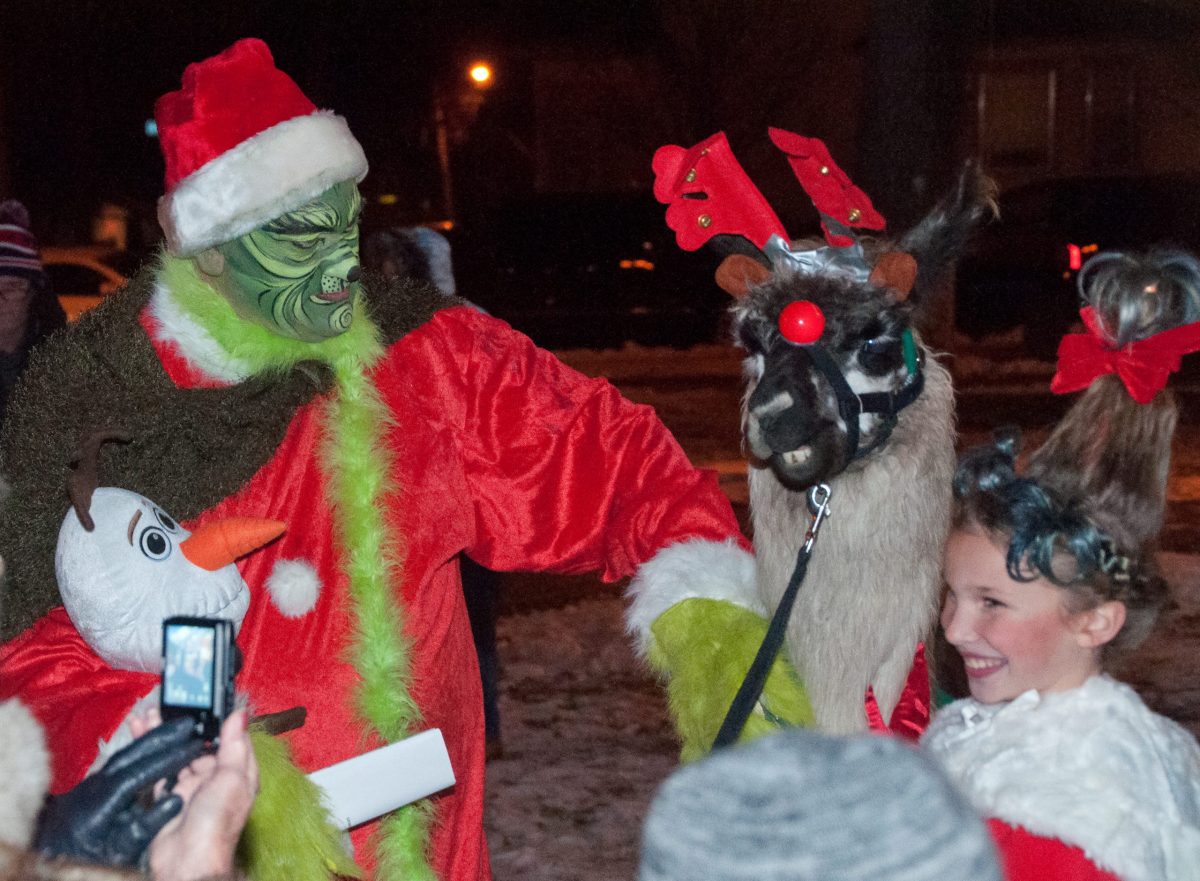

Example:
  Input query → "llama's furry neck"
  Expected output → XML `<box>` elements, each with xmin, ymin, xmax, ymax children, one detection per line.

<box><xmin>749</xmin><ymin>353</ymin><xmax>955</xmax><ymax>733</ymax></box>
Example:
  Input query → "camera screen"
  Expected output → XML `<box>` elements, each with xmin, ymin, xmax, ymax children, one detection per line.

<box><xmin>163</xmin><ymin>624</ymin><xmax>216</xmax><ymax>709</ymax></box>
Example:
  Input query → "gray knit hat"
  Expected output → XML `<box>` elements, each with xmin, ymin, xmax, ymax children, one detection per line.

<box><xmin>639</xmin><ymin>728</ymin><xmax>1001</xmax><ymax>881</ymax></box>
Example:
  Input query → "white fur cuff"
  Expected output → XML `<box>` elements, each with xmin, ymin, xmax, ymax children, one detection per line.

<box><xmin>0</xmin><ymin>699</ymin><xmax>50</xmax><ymax>849</ymax></box>
<box><xmin>625</xmin><ymin>538</ymin><xmax>759</xmax><ymax>656</ymax></box>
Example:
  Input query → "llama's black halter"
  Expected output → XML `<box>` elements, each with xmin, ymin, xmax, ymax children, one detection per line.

<box><xmin>802</xmin><ymin>340</ymin><xmax>925</xmax><ymax>464</ymax></box>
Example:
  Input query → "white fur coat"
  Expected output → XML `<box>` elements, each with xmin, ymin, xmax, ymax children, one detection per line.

<box><xmin>922</xmin><ymin>675</ymin><xmax>1200</xmax><ymax>881</ymax></box>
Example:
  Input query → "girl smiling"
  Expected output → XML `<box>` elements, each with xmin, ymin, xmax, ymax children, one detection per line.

<box><xmin>923</xmin><ymin>250</ymin><xmax>1200</xmax><ymax>881</ymax></box>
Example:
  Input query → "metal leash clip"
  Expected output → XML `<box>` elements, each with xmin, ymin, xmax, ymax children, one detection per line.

<box><xmin>803</xmin><ymin>483</ymin><xmax>833</xmax><ymax>553</ymax></box>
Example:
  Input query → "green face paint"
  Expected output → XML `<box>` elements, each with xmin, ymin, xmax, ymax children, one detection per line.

<box><xmin>210</xmin><ymin>181</ymin><xmax>363</xmax><ymax>341</ymax></box>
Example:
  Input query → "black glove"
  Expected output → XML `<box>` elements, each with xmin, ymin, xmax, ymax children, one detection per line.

<box><xmin>35</xmin><ymin>716</ymin><xmax>206</xmax><ymax>868</ymax></box>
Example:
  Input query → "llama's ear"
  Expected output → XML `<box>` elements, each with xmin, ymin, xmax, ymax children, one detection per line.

<box><xmin>716</xmin><ymin>254</ymin><xmax>772</xmax><ymax>298</ymax></box>
<box><xmin>897</xmin><ymin>161</ymin><xmax>998</xmax><ymax>307</ymax></box>
<box><xmin>869</xmin><ymin>251</ymin><xmax>919</xmax><ymax>301</ymax></box>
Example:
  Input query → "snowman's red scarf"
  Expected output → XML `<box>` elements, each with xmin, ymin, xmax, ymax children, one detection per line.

<box><xmin>156</xmin><ymin>256</ymin><xmax>434</xmax><ymax>881</ymax></box>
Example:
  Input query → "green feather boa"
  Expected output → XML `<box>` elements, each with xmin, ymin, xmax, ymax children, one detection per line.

<box><xmin>161</xmin><ymin>255</ymin><xmax>435</xmax><ymax>881</ymax></box>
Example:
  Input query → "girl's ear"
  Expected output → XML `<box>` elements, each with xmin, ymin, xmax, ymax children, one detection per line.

<box><xmin>1075</xmin><ymin>600</ymin><xmax>1127</xmax><ymax>649</ymax></box>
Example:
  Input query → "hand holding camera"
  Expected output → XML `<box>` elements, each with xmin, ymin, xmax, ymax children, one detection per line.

<box><xmin>147</xmin><ymin>709</ymin><xmax>259</xmax><ymax>881</ymax></box>
<box><xmin>35</xmin><ymin>614</ymin><xmax>253</xmax><ymax>876</ymax></box>
<box><xmin>34</xmin><ymin>715</ymin><xmax>205</xmax><ymax>867</ymax></box>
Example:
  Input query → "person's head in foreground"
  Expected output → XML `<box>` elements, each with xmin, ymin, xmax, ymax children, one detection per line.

<box><xmin>944</xmin><ymin>249</ymin><xmax>1200</xmax><ymax>705</ymax></box>
<box><xmin>638</xmin><ymin>726</ymin><xmax>1002</xmax><ymax>881</ymax></box>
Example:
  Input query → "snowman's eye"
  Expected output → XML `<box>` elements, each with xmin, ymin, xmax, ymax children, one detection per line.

<box><xmin>154</xmin><ymin>509</ymin><xmax>178</xmax><ymax>533</ymax></box>
<box><xmin>139</xmin><ymin>527</ymin><xmax>172</xmax><ymax>561</ymax></box>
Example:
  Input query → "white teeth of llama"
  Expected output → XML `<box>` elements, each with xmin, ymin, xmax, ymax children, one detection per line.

<box><xmin>781</xmin><ymin>447</ymin><xmax>812</xmax><ymax>466</ymax></box>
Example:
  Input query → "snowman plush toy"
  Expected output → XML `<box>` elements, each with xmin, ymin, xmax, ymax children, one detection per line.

<box><xmin>49</xmin><ymin>433</ymin><xmax>357</xmax><ymax>881</ymax></box>
<box><xmin>58</xmin><ymin>487</ymin><xmax>282</xmax><ymax>759</ymax></box>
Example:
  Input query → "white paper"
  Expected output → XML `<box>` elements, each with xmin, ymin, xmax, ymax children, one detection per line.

<box><xmin>307</xmin><ymin>728</ymin><xmax>455</xmax><ymax>829</ymax></box>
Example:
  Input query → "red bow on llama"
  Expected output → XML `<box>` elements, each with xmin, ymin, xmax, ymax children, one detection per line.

<box><xmin>1051</xmin><ymin>306</ymin><xmax>1200</xmax><ymax>404</ymax></box>
<box><xmin>652</xmin><ymin>132</ymin><xmax>788</xmax><ymax>251</ymax></box>
<box><xmin>768</xmin><ymin>128</ymin><xmax>886</xmax><ymax>247</ymax></box>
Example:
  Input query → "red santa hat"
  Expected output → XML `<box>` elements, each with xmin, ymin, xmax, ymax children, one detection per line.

<box><xmin>155</xmin><ymin>38</ymin><xmax>368</xmax><ymax>256</ymax></box>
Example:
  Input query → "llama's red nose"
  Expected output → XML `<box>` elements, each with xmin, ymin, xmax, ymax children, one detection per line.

<box><xmin>778</xmin><ymin>300</ymin><xmax>825</xmax><ymax>345</ymax></box>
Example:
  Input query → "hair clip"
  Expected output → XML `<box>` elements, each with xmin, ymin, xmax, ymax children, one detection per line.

<box><xmin>1097</xmin><ymin>538</ymin><xmax>1134</xmax><ymax>584</ymax></box>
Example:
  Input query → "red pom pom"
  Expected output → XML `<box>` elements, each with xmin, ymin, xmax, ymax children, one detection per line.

<box><xmin>778</xmin><ymin>300</ymin><xmax>825</xmax><ymax>345</ymax></box>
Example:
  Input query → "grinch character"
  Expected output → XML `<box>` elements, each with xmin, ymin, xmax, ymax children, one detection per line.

<box><xmin>0</xmin><ymin>39</ymin><xmax>750</xmax><ymax>881</ymax></box>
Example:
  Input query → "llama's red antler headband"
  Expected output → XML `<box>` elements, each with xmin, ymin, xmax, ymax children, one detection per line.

<box><xmin>652</xmin><ymin>129</ymin><xmax>886</xmax><ymax>252</ymax></box>
<box><xmin>767</xmin><ymin>128</ymin><xmax>885</xmax><ymax>247</ymax></box>
<box><xmin>652</xmin><ymin>129</ymin><xmax>916</xmax><ymax>302</ymax></box>
<box><xmin>651</xmin><ymin>132</ymin><xmax>787</xmax><ymax>251</ymax></box>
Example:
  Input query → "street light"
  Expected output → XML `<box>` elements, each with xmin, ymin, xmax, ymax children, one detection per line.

<box><xmin>468</xmin><ymin>62</ymin><xmax>493</xmax><ymax>88</ymax></box>
<box><xmin>435</xmin><ymin>60</ymin><xmax>497</xmax><ymax>221</ymax></box>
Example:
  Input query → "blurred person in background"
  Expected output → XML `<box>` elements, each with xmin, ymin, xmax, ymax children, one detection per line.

<box><xmin>0</xmin><ymin>200</ymin><xmax>66</xmax><ymax>432</ymax></box>
<box><xmin>363</xmin><ymin>226</ymin><xmax>506</xmax><ymax>759</ymax></box>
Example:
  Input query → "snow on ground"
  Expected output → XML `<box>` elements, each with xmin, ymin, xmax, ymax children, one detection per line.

<box><xmin>484</xmin><ymin>598</ymin><xmax>675</xmax><ymax>881</ymax></box>
<box><xmin>483</xmin><ymin>555</ymin><xmax>1200</xmax><ymax>881</ymax></box>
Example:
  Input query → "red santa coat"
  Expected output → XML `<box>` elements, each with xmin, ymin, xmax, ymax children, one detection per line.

<box><xmin>1</xmin><ymin>302</ymin><xmax>748</xmax><ymax>881</ymax></box>
<box><xmin>987</xmin><ymin>820</ymin><xmax>1122</xmax><ymax>881</ymax></box>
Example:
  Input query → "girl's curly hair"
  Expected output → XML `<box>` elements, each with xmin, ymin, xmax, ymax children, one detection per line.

<box><xmin>953</xmin><ymin>427</ymin><xmax>1168</xmax><ymax>658</ymax></box>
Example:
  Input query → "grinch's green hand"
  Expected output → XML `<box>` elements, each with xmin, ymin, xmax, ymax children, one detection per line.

<box><xmin>239</xmin><ymin>729</ymin><xmax>361</xmax><ymax>881</ymax></box>
<box><xmin>648</xmin><ymin>598</ymin><xmax>814</xmax><ymax>762</ymax></box>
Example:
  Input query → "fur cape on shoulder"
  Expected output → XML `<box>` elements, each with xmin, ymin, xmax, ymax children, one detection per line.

<box><xmin>0</xmin><ymin>266</ymin><xmax>452</xmax><ymax>641</ymax></box>
<box><xmin>0</xmin><ymin>698</ymin><xmax>142</xmax><ymax>880</ymax></box>
<box><xmin>922</xmin><ymin>675</ymin><xmax>1200</xmax><ymax>881</ymax></box>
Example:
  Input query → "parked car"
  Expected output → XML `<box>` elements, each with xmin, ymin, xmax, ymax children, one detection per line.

<box><xmin>42</xmin><ymin>246</ymin><xmax>132</xmax><ymax>321</ymax></box>
<box><xmin>955</xmin><ymin>174</ymin><xmax>1200</xmax><ymax>357</ymax></box>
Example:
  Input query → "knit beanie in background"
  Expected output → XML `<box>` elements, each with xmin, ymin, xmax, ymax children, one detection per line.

<box><xmin>405</xmin><ymin>227</ymin><xmax>456</xmax><ymax>296</ymax></box>
<box><xmin>638</xmin><ymin>727</ymin><xmax>1002</xmax><ymax>881</ymax></box>
<box><xmin>0</xmin><ymin>200</ymin><xmax>45</xmax><ymax>283</ymax></box>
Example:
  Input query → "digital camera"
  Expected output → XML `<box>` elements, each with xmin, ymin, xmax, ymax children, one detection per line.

<box><xmin>160</xmin><ymin>616</ymin><xmax>237</xmax><ymax>741</ymax></box>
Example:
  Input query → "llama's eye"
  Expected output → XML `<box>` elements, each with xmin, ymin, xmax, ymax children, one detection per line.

<box><xmin>858</xmin><ymin>336</ymin><xmax>902</xmax><ymax>375</ymax></box>
<box><xmin>737</xmin><ymin>322</ymin><xmax>763</xmax><ymax>354</ymax></box>
<box><xmin>860</xmin><ymin>337</ymin><xmax>896</xmax><ymax>356</ymax></box>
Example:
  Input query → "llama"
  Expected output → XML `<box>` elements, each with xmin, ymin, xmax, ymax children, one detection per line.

<box><xmin>646</xmin><ymin>130</ymin><xmax>995</xmax><ymax>735</ymax></box>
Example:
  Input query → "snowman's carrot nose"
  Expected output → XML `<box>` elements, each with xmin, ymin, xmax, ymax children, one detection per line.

<box><xmin>180</xmin><ymin>519</ymin><xmax>286</xmax><ymax>571</ymax></box>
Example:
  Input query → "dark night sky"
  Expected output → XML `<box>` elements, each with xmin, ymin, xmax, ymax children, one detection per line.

<box><xmin>0</xmin><ymin>0</ymin><xmax>653</xmax><ymax>241</ymax></box>
<box><xmin>1</xmin><ymin>0</ymin><xmax>1195</xmax><ymax>245</ymax></box>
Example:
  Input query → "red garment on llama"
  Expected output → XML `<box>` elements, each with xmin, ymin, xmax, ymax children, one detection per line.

<box><xmin>864</xmin><ymin>643</ymin><xmax>930</xmax><ymax>739</ymax></box>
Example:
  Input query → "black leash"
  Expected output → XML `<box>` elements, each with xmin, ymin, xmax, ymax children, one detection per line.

<box><xmin>711</xmin><ymin>483</ymin><xmax>833</xmax><ymax>750</ymax></box>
